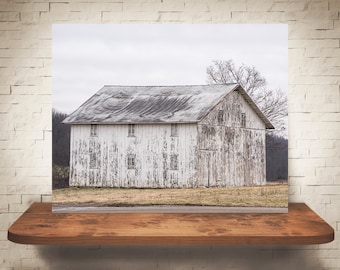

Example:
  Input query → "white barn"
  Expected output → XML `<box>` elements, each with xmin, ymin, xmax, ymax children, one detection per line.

<box><xmin>63</xmin><ymin>84</ymin><xmax>274</xmax><ymax>188</ymax></box>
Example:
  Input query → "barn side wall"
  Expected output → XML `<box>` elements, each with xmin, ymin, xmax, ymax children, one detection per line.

<box><xmin>197</xmin><ymin>89</ymin><xmax>266</xmax><ymax>187</ymax></box>
<box><xmin>69</xmin><ymin>124</ymin><xmax>198</xmax><ymax>188</ymax></box>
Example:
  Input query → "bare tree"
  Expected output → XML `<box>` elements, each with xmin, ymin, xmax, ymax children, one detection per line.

<box><xmin>207</xmin><ymin>59</ymin><xmax>287</xmax><ymax>134</ymax></box>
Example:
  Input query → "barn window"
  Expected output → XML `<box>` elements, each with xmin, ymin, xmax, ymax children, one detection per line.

<box><xmin>90</xmin><ymin>124</ymin><xmax>97</xmax><ymax>136</ymax></box>
<box><xmin>241</xmin><ymin>113</ymin><xmax>246</xmax><ymax>127</ymax></box>
<box><xmin>170</xmin><ymin>154</ymin><xmax>178</xmax><ymax>170</ymax></box>
<box><xmin>127</xmin><ymin>154</ymin><xmax>136</xmax><ymax>169</ymax></box>
<box><xmin>217</xmin><ymin>110</ymin><xmax>224</xmax><ymax>125</ymax></box>
<box><xmin>90</xmin><ymin>153</ymin><xmax>96</xmax><ymax>169</ymax></box>
<box><xmin>171</xmin><ymin>124</ymin><xmax>178</xmax><ymax>137</ymax></box>
<box><xmin>128</xmin><ymin>124</ymin><xmax>135</xmax><ymax>137</ymax></box>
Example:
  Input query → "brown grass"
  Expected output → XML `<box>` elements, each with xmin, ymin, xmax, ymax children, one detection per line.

<box><xmin>53</xmin><ymin>183</ymin><xmax>288</xmax><ymax>208</ymax></box>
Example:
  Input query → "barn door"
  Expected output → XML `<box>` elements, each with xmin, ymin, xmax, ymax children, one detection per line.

<box><xmin>201</xmin><ymin>151</ymin><xmax>215</xmax><ymax>187</ymax></box>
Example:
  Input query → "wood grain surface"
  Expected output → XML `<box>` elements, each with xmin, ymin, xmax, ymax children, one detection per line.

<box><xmin>8</xmin><ymin>203</ymin><xmax>334</xmax><ymax>245</ymax></box>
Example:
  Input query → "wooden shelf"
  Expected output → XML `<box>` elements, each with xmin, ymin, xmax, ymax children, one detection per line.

<box><xmin>8</xmin><ymin>203</ymin><xmax>334</xmax><ymax>245</ymax></box>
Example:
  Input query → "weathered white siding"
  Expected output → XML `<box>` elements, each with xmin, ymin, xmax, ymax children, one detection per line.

<box><xmin>70</xmin><ymin>124</ymin><xmax>198</xmax><ymax>188</ymax></box>
<box><xmin>69</xmin><ymin>88</ymin><xmax>267</xmax><ymax>188</ymax></box>
<box><xmin>197</xmin><ymin>89</ymin><xmax>266</xmax><ymax>187</ymax></box>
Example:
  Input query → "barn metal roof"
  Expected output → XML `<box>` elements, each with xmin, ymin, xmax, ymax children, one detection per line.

<box><xmin>63</xmin><ymin>84</ymin><xmax>274</xmax><ymax>129</ymax></box>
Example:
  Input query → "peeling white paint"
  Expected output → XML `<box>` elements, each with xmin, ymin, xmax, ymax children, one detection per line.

<box><xmin>69</xmin><ymin>88</ymin><xmax>267</xmax><ymax>188</ymax></box>
<box><xmin>70</xmin><ymin>124</ymin><xmax>198</xmax><ymax>188</ymax></box>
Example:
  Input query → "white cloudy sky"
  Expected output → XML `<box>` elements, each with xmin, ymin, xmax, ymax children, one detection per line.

<box><xmin>52</xmin><ymin>24</ymin><xmax>287</xmax><ymax>114</ymax></box>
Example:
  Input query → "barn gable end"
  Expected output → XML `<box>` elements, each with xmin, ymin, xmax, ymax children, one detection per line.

<box><xmin>196</xmin><ymin>87</ymin><xmax>267</xmax><ymax>187</ymax></box>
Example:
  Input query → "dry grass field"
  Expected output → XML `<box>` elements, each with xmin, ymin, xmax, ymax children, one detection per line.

<box><xmin>53</xmin><ymin>182</ymin><xmax>288</xmax><ymax>208</ymax></box>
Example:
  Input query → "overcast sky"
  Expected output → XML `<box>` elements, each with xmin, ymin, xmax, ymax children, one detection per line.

<box><xmin>52</xmin><ymin>24</ymin><xmax>287</xmax><ymax>114</ymax></box>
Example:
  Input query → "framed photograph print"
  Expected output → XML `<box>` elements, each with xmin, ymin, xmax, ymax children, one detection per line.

<box><xmin>52</xmin><ymin>24</ymin><xmax>288</xmax><ymax>213</ymax></box>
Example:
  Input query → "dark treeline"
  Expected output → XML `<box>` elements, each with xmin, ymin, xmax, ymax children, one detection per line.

<box><xmin>52</xmin><ymin>110</ymin><xmax>288</xmax><ymax>186</ymax></box>
<box><xmin>266</xmin><ymin>133</ymin><xmax>288</xmax><ymax>181</ymax></box>
<box><xmin>52</xmin><ymin>109</ymin><xmax>70</xmax><ymax>165</ymax></box>
<box><xmin>52</xmin><ymin>109</ymin><xmax>70</xmax><ymax>188</ymax></box>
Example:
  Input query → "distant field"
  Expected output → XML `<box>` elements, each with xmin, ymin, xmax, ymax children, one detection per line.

<box><xmin>53</xmin><ymin>183</ymin><xmax>288</xmax><ymax>208</ymax></box>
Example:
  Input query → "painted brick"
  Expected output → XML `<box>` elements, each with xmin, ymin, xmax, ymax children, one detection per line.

<box><xmin>157</xmin><ymin>11</ymin><xmax>184</xmax><ymax>22</ymax></box>
<box><xmin>158</xmin><ymin>11</ymin><xmax>212</xmax><ymax>22</ymax></box>
<box><xmin>0</xmin><ymin>48</ymin><xmax>28</xmax><ymax>58</ymax></box>
<box><xmin>220</xmin><ymin>0</ymin><xmax>247</xmax><ymax>12</ymax></box>
<box><xmin>289</xmin><ymin>110</ymin><xmax>339</xmax><ymax>122</ymax></box>
<box><xmin>21</xmin><ymin>194</ymin><xmax>42</xmax><ymax>205</ymax></box>
<box><xmin>319</xmin><ymin>129</ymin><xmax>340</xmax><ymax>140</ymax></box>
<box><xmin>0</xmin><ymin>12</ymin><xmax>19</xmax><ymax>22</ymax></box>
<box><xmin>291</xmin><ymin>20</ymin><xmax>334</xmax><ymax>32</ymax></box>
<box><xmin>42</xmin><ymin>194</ymin><xmax>52</xmax><ymax>203</ymax></box>
<box><xmin>17</xmin><ymin>26</ymin><xmax>51</xmax><ymax>42</ymax></box>
<box><xmin>0</xmin><ymin>58</ymin><xmax>44</xmax><ymax>68</ymax></box>
<box><xmin>2</xmin><ymin>37</ymin><xmax>50</xmax><ymax>50</ymax></box>
<box><xmin>70</xmin><ymin>2</ymin><xmax>122</xmax><ymax>12</ymax></box>
<box><xmin>289</xmin><ymin>158</ymin><xmax>313</xmax><ymax>177</ymax></box>
<box><xmin>183</xmin><ymin>2</ymin><xmax>210</xmax><ymax>12</ymax></box>
<box><xmin>0</xmin><ymin>21</ymin><xmax>20</xmax><ymax>31</ymax></box>
<box><xmin>4</xmin><ymin>242</ymin><xmax>41</xmax><ymax>267</ymax></box>
<box><xmin>0</xmin><ymin>168</ymin><xmax>15</xmax><ymax>185</ymax></box>
<box><xmin>290</xmin><ymin>75</ymin><xmax>340</xmax><ymax>87</ymax></box>
<box><xmin>15</xmin><ymin>66</ymin><xmax>51</xmax><ymax>78</ymax></box>
<box><xmin>316</xmin><ymin>167</ymin><xmax>340</xmax><ymax>178</ymax></box>
<box><xmin>10</xmin><ymin>85</ymin><xmax>40</xmax><ymax>95</ymax></box>
<box><xmin>0</xmin><ymin>0</ymin><xmax>339</xmax><ymax>269</ymax></box>
<box><xmin>0</xmin><ymin>195</ymin><xmax>21</xmax><ymax>213</ymax></box>
<box><xmin>318</xmin><ymin>248</ymin><xmax>340</xmax><ymax>259</ymax></box>
<box><xmin>141</xmin><ymin>1</ymin><xmax>185</xmax><ymax>12</ymax></box>
<box><xmin>288</xmin><ymin>47</ymin><xmax>306</xmax><ymax>61</ymax></box>
<box><xmin>197</xmin><ymin>3</ymin><xmax>236</xmax><ymax>22</ymax></box>
<box><xmin>16</xmin><ymin>167</ymin><xmax>51</xmax><ymax>178</ymax></box>
<box><xmin>288</xmin><ymin>176</ymin><xmax>304</xmax><ymax>186</ymax></box>
<box><xmin>0</xmin><ymin>2</ymin><xmax>49</xmax><ymax>12</ymax></box>
<box><xmin>271</xmin><ymin>2</ymin><xmax>306</xmax><ymax>12</ymax></box>
<box><xmin>246</xmin><ymin>0</ymin><xmax>275</xmax><ymax>12</ymax></box>
<box><xmin>326</xmin><ymin>157</ymin><xmax>340</xmax><ymax>167</ymax></box>
<box><xmin>211</xmin><ymin>10</ymin><xmax>232</xmax><ymax>22</ymax></box>
<box><xmin>288</xmin><ymin>39</ymin><xmax>340</xmax><ymax>48</ymax></box>
<box><xmin>7</xmin><ymin>184</ymin><xmax>51</xmax><ymax>195</ymax></box>
<box><xmin>49</xmin><ymin>2</ymin><xmax>70</xmax><ymax>18</ymax></box>
<box><xmin>0</xmin><ymin>139</ymin><xmax>33</xmax><ymax>151</ymax></box>
<box><xmin>20</xmin><ymin>11</ymin><xmax>40</xmax><ymax>24</ymax></box>
<box><xmin>286</xmin><ymin>10</ymin><xmax>339</xmax><ymax>20</ymax></box>
<box><xmin>298</xmin><ymin>29</ymin><xmax>340</xmax><ymax>40</ymax></box>
<box><xmin>0</xmin><ymin>115</ymin><xmax>15</xmax><ymax>131</ymax></box>
<box><xmin>67</xmin><ymin>10</ymin><xmax>101</xmax><ymax>23</ymax></box>
<box><xmin>231</xmin><ymin>11</ymin><xmax>286</xmax><ymax>23</ymax></box>
<box><xmin>7</xmin><ymin>95</ymin><xmax>51</xmax><ymax>109</ymax></box>
<box><xmin>31</xmin><ymin>2</ymin><xmax>50</xmax><ymax>12</ymax></box>
<box><xmin>0</xmin><ymin>31</ymin><xmax>20</xmax><ymax>46</ymax></box>
<box><xmin>300</xmin><ymin>175</ymin><xmax>334</xmax><ymax>186</ymax></box>
<box><xmin>288</xmin><ymin>148</ymin><xmax>310</xmax><ymax>158</ymax></box>
<box><xmin>108</xmin><ymin>11</ymin><xmax>161</xmax><ymax>22</ymax></box>
<box><xmin>123</xmin><ymin>2</ymin><xmax>141</xmax><ymax>12</ymax></box>
<box><xmin>310</xmin><ymin>148</ymin><xmax>338</xmax><ymax>158</ymax></box>
<box><xmin>297</xmin><ymin>139</ymin><xmax>337</xmax><ymax>150</ymax></box>
<box><xmin>318</xmin><ymin>112</ymin><xmax>340</xmax><ymax>122</ymax></box>
<box><xmin>21</xmin><ymin>257</ymin><xmax>50</xmax><ymax>269</ymax></box>
<box><xmin>329</xmin><ymin>0</ymin><xmax>340</xmax><ymax>10</ymax></box>
<box><xmin>307</xmin><ymin>1</ymin><xmax>329</xmax><ymax>11</ymax></box>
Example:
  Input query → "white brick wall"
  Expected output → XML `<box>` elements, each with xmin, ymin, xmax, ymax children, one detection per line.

<box><xmin>0</xmin><ymin>0</ymin><xmax>339</xmax><ymax>269</ymax></box>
